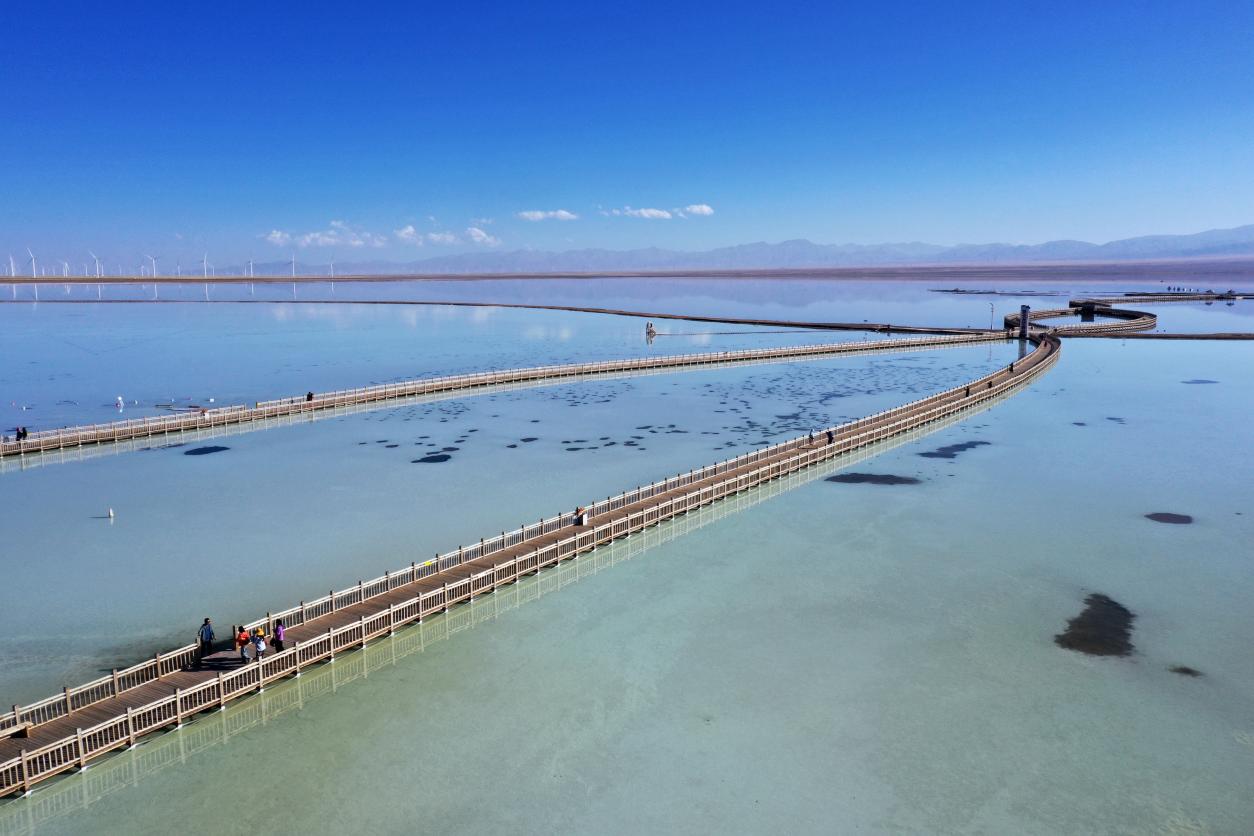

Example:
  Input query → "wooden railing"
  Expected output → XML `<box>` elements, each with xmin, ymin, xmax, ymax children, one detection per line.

<box><xmin>0</xmin><ymin>335</ymin><xmax>1059</xmax><ymax>797</ymax></box>
<box><xmin>1003</xmin><ymin>305</ymin><xmax>1157</xmax><ymax>335</ymax></box>
<box><xmin>0</xmin><ymin>333</ymin><xmax>998</xmax><ymax>459</ymax></box>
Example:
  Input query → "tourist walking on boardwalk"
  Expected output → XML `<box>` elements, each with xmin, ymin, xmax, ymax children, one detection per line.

<box><xmin>252</xmin><ymin>628</ymin><xmax>267</xmax><ymax>663</ymax></box>
<box><xmin>826</xmin><ymin>429</ymin><xmax>835</xmax><ymax>444</ymax></box>
<box><xmin>197</xmin><ymin>618</ymin><xmax>215</xmax><ymax>658</ymax></box>
<box><xmin>236</xmin><ymin>625</ymin><xmax>250</xmax><ymax>664</ymax></box>
<box><xmin>574</xmin><ymin>506</ymin><xmax>587</xmax><ymax>526</ymax></box>
<box><xmin>272</xmin><ymin>620</ymin><xmax>286</xmax><ymax>653</ymax></box>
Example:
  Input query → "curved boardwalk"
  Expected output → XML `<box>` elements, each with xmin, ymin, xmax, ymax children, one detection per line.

<box><xmin>0</xmin><ymin>333</ymin><xmax>1060</xmax><ymax>797</ymax></box>
<box><xmin>0</xmin><ymin>332</ymin><xmax>997</xmax><ymax>461</ymax></box>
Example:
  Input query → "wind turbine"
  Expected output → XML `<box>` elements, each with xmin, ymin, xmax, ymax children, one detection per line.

<box><xmin>176</xmin><ymin>260</ymin><xmax>181</xmax><ymax>278</ymax></box>
<box><xmin>8</xmin><ymin>253</ymin><xmax>14</xmax><ymax>278</ymax></box>
<box><xmin>27</xmin><ymin>250</ymin><xmax>38</xmax><ymax>300</ymax></box>
<box><xmin>202</xmin><ymin>252</ymin><xmax>208</xmax><ymax>279</ymax></box>
<box><xmin>247</xmin><ymin>258</ymin><xmax>254</xmax><ymax>278</ymax></box>
<box><xmin>146</xmin><ymin>254</ymin><xmax>158</xmax><ymax>279</ymax></box>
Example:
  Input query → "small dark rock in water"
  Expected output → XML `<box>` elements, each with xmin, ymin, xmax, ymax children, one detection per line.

<box><xmin>520</xmin><ymin>437</ymin><xmax>538</xmax><ymax>443</ymax></box>
<box><xmin>1181</xmin><ymin>379</ymin><xmax>1218</xmax><ymax>384</ymax></box>
<box><xmin>441</xmin><ymin>446</ymin><xmax>459</xmax><ymax>452</ymax></box>
<box><xmin>917</xmin><ymin>440</ymin><xmax>990</xmax><ymax>459</ymax></box>
<box><xmin>1106</xmin><ymin>417</ymin><xmax>1125</xmax><ymax>424</ymax></box>
<box><xmin>1054</xmin><ymin>594</ymin><xmax>1135</xmax><ymax>657</ymax></box>
<box><xmin>412</xmin><ymin>454</ymin><xmax>451</xmax><ymax>463</ymax></box>
<box><xmin>1169</xmin><ymin>665</ymin><xmax>1203</xmax><ymax>677</ymax></box>
<box><xmin>1072</xmin><ymin>422</ymin><xmax>1087</xmax><ymax>426</ymax></box>
<box><xmin>1146</xmin><ymin>512</ymin><xmax>1193</xmax><ymax>525</ymax></box>
<box><xmin>384</xmin><ymin>444</ymin><xmax>399</xmax><ymax>448</ymax></box>
<box><xmin>184</xmin><ymin>446</ymin><xmax>229</xmax><ymax>456</ymax></box>
<box><xmin>826</xmin><ymin>473</ymin><xmax>921</xmax><ymax>485</ymax></box>
<box><xmin>505</xmin><ymin>444</ymin><xmax>518</xmax><ymax>449</ymax></box>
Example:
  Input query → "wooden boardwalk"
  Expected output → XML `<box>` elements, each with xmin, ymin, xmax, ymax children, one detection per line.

<box><xmin>0</xmin><ymin>332</ymin><xmax>998</xmax><ymax>461</ymax></box>
<box><xmin>0</xmin><ymin>332</ymin><xmax>1060</xmax><ymax>797</ymax></box>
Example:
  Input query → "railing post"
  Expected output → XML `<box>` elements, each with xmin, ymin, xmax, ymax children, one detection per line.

<box><xmin>18</xmin><ymin>749</ymin><xmax>31</xmax><ymax>797</ymax></box>
<box><xmin>63</xmin><ymin>685</ymin><xmax>72</xmax><ymax>715</ymax></box>
<box><xmin>174</xmin><ymin>688</ymin><xmax>183</xmax><ymax>728</ymax></box>
<box><xmin>327</xmin><ymin>627</ymin><xmax>336</xmax><ymax>662</ymax></box>
<box><xmin>111</xmin><ymin>669</ymin><xmax>120</xmax><ymax>697</ymax></box>
<box><xmin>217</xmin><ymin>672</ymin><xmax>228</xmax><ymax>710</ymax></box>
<box><xmin>75</xmin><ymin>727</ymin><xmax>89</xmax><ymax>769</ymax></box>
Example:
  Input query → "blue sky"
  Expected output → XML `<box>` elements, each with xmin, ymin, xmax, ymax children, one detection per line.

<box><xmin>3</xmin><ymin>1</ymin><xmax>1253</xmax><ymax>266</ymax></box>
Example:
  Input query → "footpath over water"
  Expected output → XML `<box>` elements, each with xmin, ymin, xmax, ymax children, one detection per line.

<box><xmin>0</xmin><ymin>332</ymin><xmax>997</xmax><ymax>461</ymax></box>
<box><xmin>0</xmin><ymin>332</ymin><xmax>1060</xmax><ymax>797</ymax></box>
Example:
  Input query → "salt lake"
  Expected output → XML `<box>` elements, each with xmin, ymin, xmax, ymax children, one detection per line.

<box><xmin>0</xmin><ymin>280</ymin><xmax>1251</xmax><ymax>834</ymax></box>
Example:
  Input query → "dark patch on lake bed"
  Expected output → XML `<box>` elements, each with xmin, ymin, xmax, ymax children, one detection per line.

<box><xmin>184</xmin><ymin>446</ymin><xmax>230</xmax><ymax>456</ymax></box>
<box><xmin>412</xmin><ymin>454</ymin><xmax>452</xmax><ymax>463</ymax></box>
<box><xmin>917</xmin><ymin>440</ymin><xmax>990</xmax><ymax>459</ymax></box>
<box><xmin>1054</xmin><ymin>593</ymin><xmax>1134</xmax><ymax>657</ymax></box>
<box><xmin>1146</xmin><ymin>512</ymin><xmax>1193</xmax><ymax>525</ymax></box>
<box><xmin>826</xmin><ymin>473</ymin><xmax>921</xmax><ymax>485</ymax></box>
<box><xmin>1181</xmin><ymin>379</ymin><xmax>1218</xmax><ymax>385</ymax></box>
<box><xmin>1169</xmin><ymin>665</ymin><xmax>1203</xmax><ymax>677</ymax></box>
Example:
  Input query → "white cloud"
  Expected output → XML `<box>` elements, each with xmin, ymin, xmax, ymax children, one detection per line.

<box><xmin>394</xmin><ymin>224</ymin><xmax>423</xmax><ymax>245</ymax></box>
<box><xmin>266</xmin><ymin>220</ymin><xmax>385</xmax><ymax>248</ymax></box>
<box><xmin>623</xmin><ymin>207</ymin><xmax>672</xmax><ymax>219</ymax></box>
<box><xmin>466</xmin><ymin>226</ymin><xmax>501</xmax><ymax>246</ymax></box>
<box><xmin>604</xmin><ymin>206</ymin><xmax>673</xmax><ymax>219</ymax></box>
<box><xmin>395</xmin><ymin>226</ymin><xmax>463</xmax><ymax>246</ymax></box>
<box><xmin>602</xmin><ymin>203</ymin><xmax>712</xmax><ymax>220</ymax></box>
<box><xmin>517</xmin><ymin>209</ymin><xmax>579</xmax><ymax>222</ymax></box>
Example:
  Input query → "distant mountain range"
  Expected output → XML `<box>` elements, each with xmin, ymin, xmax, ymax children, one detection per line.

<box><xmin>248</xmin><ymin>224</ymin><xmax>1254</xmax><ymax>276</ymax></box>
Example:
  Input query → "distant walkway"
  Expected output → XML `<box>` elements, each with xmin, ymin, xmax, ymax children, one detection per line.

<box><xmin>0</xmin><ymin>332</ymin><xmax>998</xmax><ymax>461</ymax></box>
<box><xmin>0</xmin><ymin>333</ymin><xmax>1060</xmax><ymax>797</ymax></box>
<box><xmin>1</xmin><ymin>297</ymin><xmax>988</xmax><ymax>335</ymax></box>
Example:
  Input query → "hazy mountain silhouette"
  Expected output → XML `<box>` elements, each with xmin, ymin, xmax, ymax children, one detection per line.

<box><xmin>248</xmin><ymin>224</ymin><xmax>1254</xmax><ymax>275</ymax></box>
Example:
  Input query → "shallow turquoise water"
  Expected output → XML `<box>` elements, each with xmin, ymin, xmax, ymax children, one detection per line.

<box><xmin>0</xmin><ymin>283</ymin><xmax>1251</xmax><ymax>834</ymax></box>
<box><xmin>0</xmin><ymin>338</ymin><xmax>1250</xmax><ymax>835</ymax></box>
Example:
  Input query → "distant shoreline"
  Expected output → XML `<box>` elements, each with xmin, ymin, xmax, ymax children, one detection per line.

<box><xmin>6</xmin><ymin>256</ymin><xmax>1254</xmax><ymax>285</ymax></box>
